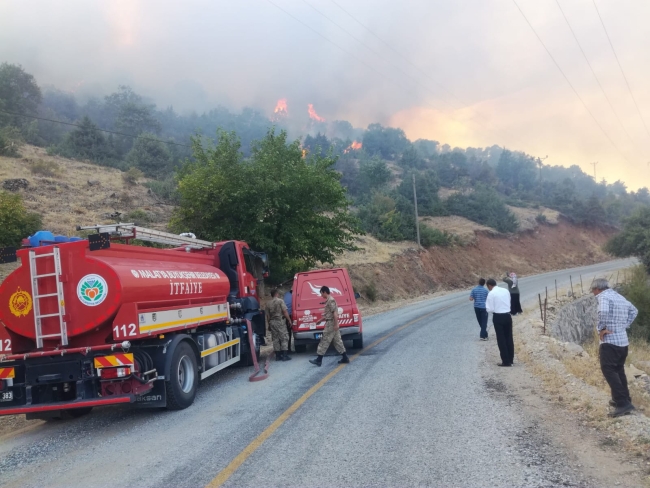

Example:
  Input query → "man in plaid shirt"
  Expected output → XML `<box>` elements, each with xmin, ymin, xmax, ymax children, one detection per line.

<box><xmin>591</xmin><ymin>278</ymin><xmax>639</xmax><ymax>417</ymax></box>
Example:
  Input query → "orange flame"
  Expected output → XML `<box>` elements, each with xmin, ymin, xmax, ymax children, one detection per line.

<box><xmin>302</xmin><ymin>149</ymin><xmax>308</xmax><ymax>158</ymax></box>
<box><xmin>274</xmin><ymin>98</ymin><xmax>288</xmax><ymax>115</ymax></box>
<box><xmin>307</xmin><ymin>104</ymin><xmax>325</xmax><ymax>122</ymax></box>
<box><xmin>344</xmin><ymin>141</ymin><xmax>362</xmax><ymax>153</ymax></box>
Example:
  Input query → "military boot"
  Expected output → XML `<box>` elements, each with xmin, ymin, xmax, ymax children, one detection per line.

<box><xmin>275</xmin><ymin>351</ymin><xmax>283</xmax><ymax>361</ymax></box>
<box><xmin>309</xmin><ymin>355</ymin><xmax>323</xmax><ymax>366</ymax></box>
<box><xmin>338</xmin><ymin>353</ymin><xmax>350</xmax><ymax>364</ymax></box>
<box><xmin>281</xmin><ymin>351</ymin><xmax>292</xmax><ymax>361</ymax></box>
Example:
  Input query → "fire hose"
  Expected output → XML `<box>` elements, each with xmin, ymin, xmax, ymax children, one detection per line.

<box><xmin>246</xmin><ymin>319</ymin><xmax>269</xmax><ymax>382</ymax></box>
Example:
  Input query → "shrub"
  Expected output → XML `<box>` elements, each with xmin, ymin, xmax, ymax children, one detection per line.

<box><xmin>620</xmin><ymin>266</ymin><xmax>650</xmax><ymax>341</ymax></box>
<box><xmin>0</xmin><ymin>191</ymin><xmax>42</xmax><ymax>247</ymax></box>
<box><xmin>535</xmin><ymin>213</ymin><xmax>548</xmax><ymax>224</ymax></box>
<box><xmin>126</xmin><ymin>209</ymin><xmax>152</xmax><ymax>225</ymax></box>
<box><xmin>122</xmin><ymin>167</ymin><xmax>144</xmax><ymax>186</ymax></box>
<box><xmin>0</xmin><ymin>126</ymin><xmax>23</xmax><ymax>157</ymax></box>
<box><xmin>29</xmin><ymin>159</ymin><xmax>62</xmax><ymax>177</ymax></box>
<box><xmin>419</xmin><ymin>226</ymin><xmax>455</xmax><ymax>248</ymax></box>
<box><xmin>362</xmin><ymin>282</ymin><xmax>377</xmax><ymax>302</ymax></box>
<box><xmin>144</xmin><ymin>177</ymin><xmax>179</xmax><ymax>203</ymax></box>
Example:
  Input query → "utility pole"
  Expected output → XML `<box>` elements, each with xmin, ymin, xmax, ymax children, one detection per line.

<box><xmin>536</xmin><ymin>155</ymin><xmax>548</xmax><ymax>192</ymax></box>
<box><xmin>591</xmin><ymin>161</ymin><xmax>598</xmax><ymax>181</ymax></box>
<box><xmin>413</xmin><ymin>173</ymin><xmax>421</xmax><ymax>249</ymax></box>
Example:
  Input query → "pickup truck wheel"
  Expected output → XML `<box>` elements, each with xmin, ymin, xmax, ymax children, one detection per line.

<box><xmin>352</xmin><ymin>334</ymin><xmax>364</xmax><ymax>350</ymax></box>
<box><xmin>165</xmin><ymin>341</ymin><xmax>198</xmax><ymax>410</ymax></box>
<box><xmin>294</xmin><ymin>344</ymin><xmax>307</xmax><ymax>353</ymax></box>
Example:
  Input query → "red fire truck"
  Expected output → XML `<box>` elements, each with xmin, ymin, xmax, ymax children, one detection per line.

<box><xmin>0</xmin><ymin>224</ymin><xmax>268</xmax><ymax>418</ymax></box>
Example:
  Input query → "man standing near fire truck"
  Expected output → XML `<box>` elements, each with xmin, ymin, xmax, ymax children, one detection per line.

<box><xmin>266</xmin><ymin>289</ymin><xmax>293</xmax><ymax>361</ymax></box>
<box><xmin>309</xmin><ymin>285</ymin><xmax>350</xmax><ymax>366</ymax></box>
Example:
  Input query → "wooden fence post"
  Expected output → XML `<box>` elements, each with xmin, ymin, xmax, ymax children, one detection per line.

<box><xmin>538</xmin><ymin>293</ymin><xmax>543</xmax><ymax>321</ymax></box>
<box><xmin>570</xmin><ymin>276</ymin><xmax>574</xmax><ymax>297</ymax></box>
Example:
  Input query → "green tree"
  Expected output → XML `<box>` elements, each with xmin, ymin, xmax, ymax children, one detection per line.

<box><xmin>445</xmin><ymin>186</ymin><xmax>519</xmax><ymax>233</ymax></box>
<box><xmin>0</xmin><ymin>192</ymin><xmax>42</xmax><ymax>247</ymax></box>
<box><xmin>0</xmin><ymin>63</ymin><xmax>42</xmax><ymax>129</ymax></box>
<box><xmin>397</xmin><ymin>169</ymin><xmax>440</xmax><ymax>216</ymax></box>
<box><xmin>359</xmin><ymin>157</ymin><xmax>392</xmax><ymax>194</ymax></box>
<box><xmin>56</xmin><ymin>116</ymin><xmax>115</xmax><ymax>164</ymax></box>
<box><xmin>362</xmin><ymin>123</ymin><xmax>409</xmax><ymax>160</ymax></box>
<box><xmin>172</xmin><ymin>129</ymin><xmax>361</xmax><ymax>279</ymax></box>
<box><xmin>398</xmin><ymin>145</ymin><xmax>426</xmax><ymax>170</ymax></box>
<box><xmin>605</xmin><ymin>207</ymin><xmax>650</xmax><ymax>271</ymax></box>
<box><xmin>126</xmin><ymin>132</ymin><xmax>172</xmax><ymax>177</ymax></box>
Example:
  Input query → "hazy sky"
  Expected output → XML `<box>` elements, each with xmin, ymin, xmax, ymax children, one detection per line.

<box><xmin>2</xmin><ymin>0</ymin><xmax>649</xmax><ymax>189</ymax></box>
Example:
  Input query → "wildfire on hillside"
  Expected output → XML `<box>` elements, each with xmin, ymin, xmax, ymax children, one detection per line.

<box><xmin>274</xmin><ymin>98</ymin><xmax>288</xmax><ymax>116</ymax></box>
<box><xmin>344</xmin><ymin>141</ymin><xmax>362</xmax><ymax>153</ymax></box>
<box><xmin>302</xmin><ymin>148</ymin><xmax>308</xmax><ymax>158</ymax></box>
<box><xmin>307</xmin><ymin>103</ymin><xmax>325</xmax><ymax>122</ymax></box>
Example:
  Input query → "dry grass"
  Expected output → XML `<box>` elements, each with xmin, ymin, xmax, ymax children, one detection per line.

<box><xmin>507</xmin><ymin>206</ymin><xmax>560</xmax><ymax>230</ymax></box>
<box><xmin>419</xmin><ymin>215</ymin><xmax>497</xmax><ymax>244</ymax></box>
<box><xmin>333</xmin><ymin>235</ymin><xmax>414</xmax><ymax>266</ymax></box>
<box><xmin>0</xmin><ymin>145</ymin><xmax>174</xmax><ymax>236</ymax></box>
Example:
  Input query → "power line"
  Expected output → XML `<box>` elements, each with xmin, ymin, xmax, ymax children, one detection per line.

<box><xmin>264</xmin><ymin>0</ymin><xmax>408</xmax><ymax>93</ymax></box>
<box><xmin>0</xmin><ymin>109</ymin><xmax>192</xmax><ymax>149</ymax></box>
<box><xmin>511</xmin><ymin>0</ymin><xmax>631</xmax><ymax>164</ymax></box>
<box><xmin>555</xmin><ymin>0</ymin><xmax>640</xmax><ymax>155</ymax></box>
<box><xmin>328</xmin><ymin>0</ymin><xmax>545</xmax><ymax>151</ymax></box>
<box><xmin>268</xmin><ymin>0</ymin><xmax>522</xmax><ymax>148</ymax></box>
<box><xmin>592</xmin><ymin>0</ymin><xmax>650</xmax><ymax>141</ymax></box>
<box><xmin>329</xmin><ymin>0</ymin><xmax>474</xmax><ymax>116</ymax></box>
<box><xmin>302</xmin><ymin>0</ymin><xmax>455</xmax><ymax>111</ymax></box>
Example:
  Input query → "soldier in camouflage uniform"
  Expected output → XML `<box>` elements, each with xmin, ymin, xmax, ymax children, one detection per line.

<box><xmin>310</xmin><ymin>286</ymin><xmax>350</xmax><ymax>367</ymax></box>
<box><xmin>265</xmin><ymin>289</ymin><xmax>293</xmax><ymax>361</ymax></box>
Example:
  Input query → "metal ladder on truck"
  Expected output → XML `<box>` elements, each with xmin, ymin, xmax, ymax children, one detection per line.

<box><xmin>76</xmin><ymin>223</ymin><xmax>215</xmax><ymax>249</ymax></box>
<box><xmin>29</xmin><ymin>247</ymin><xmax>68</xmax><ymax>348</ymax></box>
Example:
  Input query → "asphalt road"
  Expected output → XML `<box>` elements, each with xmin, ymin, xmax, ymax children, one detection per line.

<box><xmin>0</xmin><ymin>258</ymin><xmax>636</xmax><ymax>488</ymax></box>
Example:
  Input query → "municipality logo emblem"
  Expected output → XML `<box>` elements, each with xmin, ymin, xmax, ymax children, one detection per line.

<box><xmin>9</xmin><ymin>287</ymin><xmax>32</xmax><ymax>318</ymax></box>
<box><xmin>77</xmin><ymin>274</ymin><xmax>108</xmax><ymax>307</ymax></box>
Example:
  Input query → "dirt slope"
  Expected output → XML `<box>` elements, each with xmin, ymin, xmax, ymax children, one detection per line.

<box><xmin>345</xmin><ymin>221</ymin><xmax>614</xmax><ymax>301</ymax></box>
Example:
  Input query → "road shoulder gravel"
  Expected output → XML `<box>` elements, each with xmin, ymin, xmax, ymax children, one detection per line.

<box><xmin>486</xmin><ymin>301</ymin><xmax>647</xmax><ymax>487</ymax></box>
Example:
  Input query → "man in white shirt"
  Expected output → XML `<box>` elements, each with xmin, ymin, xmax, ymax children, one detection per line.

<box><xmin>486</xmin><ymin>278</ymin><xmax>514</xmax><ymax>367</ymax></box>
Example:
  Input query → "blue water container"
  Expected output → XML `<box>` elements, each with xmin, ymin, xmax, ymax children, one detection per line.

<box><xmin>28</xmin><ymin>231</ymin><xmax>55</xmax><ymax>247</ymax></box>
<box><xmin>54</xmin><ymin>235</ymin><xmax>69</xmax><ymax>243</ymax></box>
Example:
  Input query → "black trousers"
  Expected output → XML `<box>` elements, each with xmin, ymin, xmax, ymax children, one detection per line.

<box><xmin>599</xmin><ymin>343</ymin><xmax>630</xmax><ymax>407</ymax></box>
<box><xmin>493</xmin><ymin>313</ymin><xmax>514</xmax><ymax>365</ymax></box>
<box><xmin>510</xmin><ymin>293</ymin><xmax>523</xmax><ymax>315</ymax></box>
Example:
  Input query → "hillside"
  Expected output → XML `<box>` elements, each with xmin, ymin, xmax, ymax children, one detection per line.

<box><xmin>0</xmin><ymin>145</ymin><xmax>174</xmax><ymax>235</ymax></box>
<box><xmin>0</xmin><ymin>146</ymin><xmax>615</xmax><ymax>298</ymax></box>
<box><xmin>340</xmin><ymin>220</ymin><xmax>613</xmax><ymax>302</ymax></box>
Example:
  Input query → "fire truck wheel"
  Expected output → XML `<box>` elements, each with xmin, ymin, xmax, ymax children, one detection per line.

<box><xmin>165</xmin><ymin>341</ymin><xmax>198</xmax><ymax>410</ymax></box>
<box><xmin>352</xmin><ymin>334</ymin><xmax>364</xmax><ymax>350</ymax></box>
<box><xmin>244</xmin><ymin>333</ymin><xmax>261</xmax><ymax>366</ymax></box>
<box><xmin>294</xmin><ymin>344</ymin><xmax>307</xmax><ymax>353</ymax></box>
